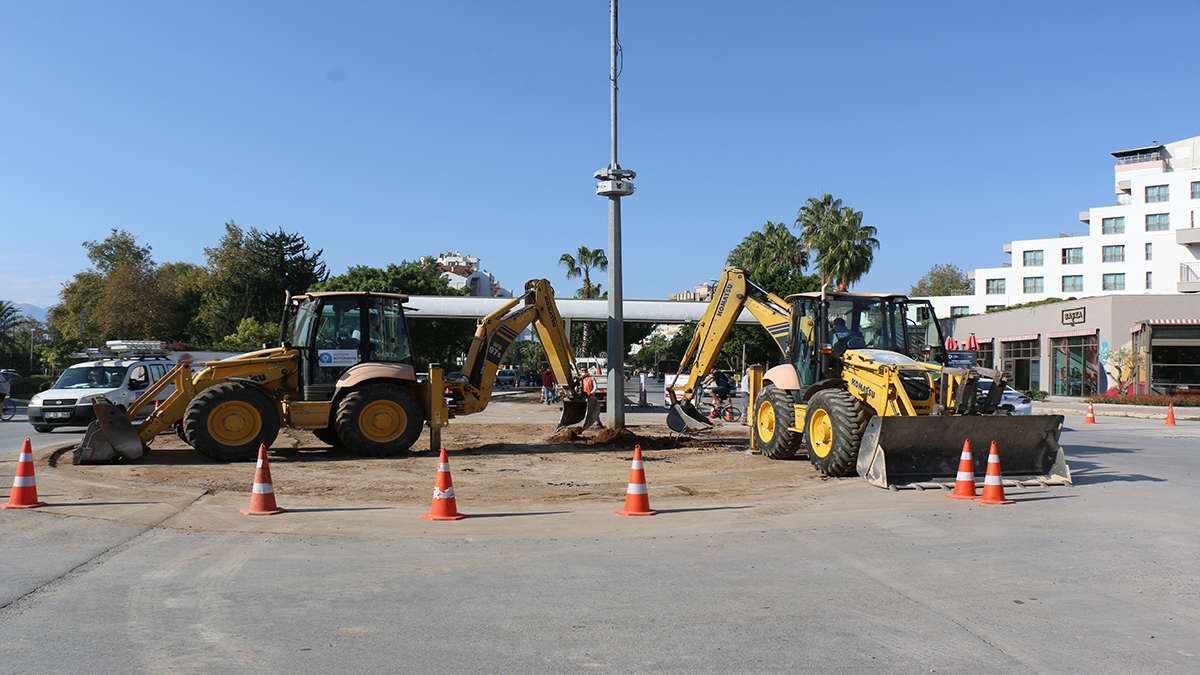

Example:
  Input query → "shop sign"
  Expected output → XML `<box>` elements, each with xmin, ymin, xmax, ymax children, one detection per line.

<box><xmin>1062</xmin><ymin>307</ymin><xmax>1086</xmax><ymax>326</ymax></box>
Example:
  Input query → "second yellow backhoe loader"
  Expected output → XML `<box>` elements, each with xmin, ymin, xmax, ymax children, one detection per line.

<box><xmin>74</xmin><ymin>279</ymin><xmax>595</xmax><ymax>464</ymax></box>
<box><xmin>667</xmin><ymin>268</ymin><xmax>1070</xmax><ymax>488</ymax></box>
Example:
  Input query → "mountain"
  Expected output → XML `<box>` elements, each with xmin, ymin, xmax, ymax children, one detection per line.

<box><xmin>15</xmin><ymin>303</ymin><xmax>47</xmax><ymax>323</ymax></box>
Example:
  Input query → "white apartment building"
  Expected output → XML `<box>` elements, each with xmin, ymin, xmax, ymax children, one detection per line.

<box><xmin>925</xmin><ymin>135</ymin><xmax>1200</xmax><ymax>319</ymax></box>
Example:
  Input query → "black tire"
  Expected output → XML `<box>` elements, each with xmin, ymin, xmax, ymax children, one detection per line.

<box><xmin>336</xmin><ymin>383</ymin><xmax>423</xmax><ymax>457</ymax></box>
<box><xmin>754</xmin><ymin>383</ymin><xmax>802</xmax><ymax>460</ymax></box>
<box><xmin>33</xmin><ymin>425</ymin><xmax>52</xmax><ymax>433</ymax></box>
<box><xmin>803</xmin><ymin>388</ymin><xmax>870</xmax><ymax>477</ymax></box>
<box><xmin>174</xmin><ymin>421</ymin><xmax>191</xmax><ymax>446</ymax></box>
<box><xmin>182</xmin><ymin>383</ymin><xmax>279</xmax><ymax>462</ymax></box>
<box><xmin>311</xmin><ymin>425</ymin><xmax>343</xmax><ymax>448</ymax></box>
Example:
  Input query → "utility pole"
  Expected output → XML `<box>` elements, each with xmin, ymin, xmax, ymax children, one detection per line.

<box><xmin>594</xmin><ymin>0</ymin><xmax>635</xmax><ymax>428</ymax></box>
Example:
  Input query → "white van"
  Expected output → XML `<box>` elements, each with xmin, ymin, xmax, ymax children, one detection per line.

<box><xmin>27</xmin><ymin>357</ymin><xmax>177</xmax><ymax>432</ymax></box>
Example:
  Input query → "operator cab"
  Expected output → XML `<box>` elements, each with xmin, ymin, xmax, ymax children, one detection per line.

<box><xmin>286</xmin><ymin>292</ymin><xmax>415</xmax><ymax>401</ymax></box>
<box><xmin>785</xmin><ymin>292</ymin><xmax>947</xmax><ymax>387</ymax></box>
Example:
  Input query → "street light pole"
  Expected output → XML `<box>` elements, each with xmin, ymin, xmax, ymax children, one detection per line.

<box><xmin>594</xmin><ymin>0</ymin><xmax>635</xmax><ymax>429</ymax></box>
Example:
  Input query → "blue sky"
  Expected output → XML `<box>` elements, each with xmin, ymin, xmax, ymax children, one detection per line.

<box><xmin>4</xmin><ymin>1</ymin><xmax>1199</xmax><ymax>310</ymax></box>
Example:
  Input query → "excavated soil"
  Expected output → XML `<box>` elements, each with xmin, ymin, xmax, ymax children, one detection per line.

<box><xmin>42</xmin><ymin>390</ymin><xmax>839</xmax><ymax>507</ymax></box>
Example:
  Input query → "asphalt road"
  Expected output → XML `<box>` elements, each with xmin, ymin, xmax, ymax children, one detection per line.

<box><xmin>2</xmin><ymin>412</ymin><xmax>1198</xmax><ymax>674</ymax></box>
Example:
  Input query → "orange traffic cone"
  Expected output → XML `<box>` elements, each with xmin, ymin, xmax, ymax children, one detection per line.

<box><xmin>421</xmin><ymin>447</ymin><xmax>466</xmax><ymax>521</ymax></box>
<box><xmin>974</xmin><ymin>441</ymin><xmax>1015</xmax><ymax>505</ymax></box>
<box><xmin>1165</xmin><ymin>404</ymin><xmax>1177</xmax><ymax>427</ymax></box>
<box><xmin>946</xmin><ymin>439</ymin><xmax>978</xmax><ymax>500</ymax></box>
<box><xmin>1084</xmin><ymin>402</ymin><xmax>1097</xmax><ymax>424</ymax></box>
<box><xmin>615</xmin><ymin>445</ymin><xmax>658</xmax><ymax>516</ymax></box>
<box><xmin>4</xmin><ymin>438</ymin><xmax>48</xmax><ymax>509</ymax></box>
<box><xmin>240</xmin><ymin>444</ymin><xmax>286</xmax><ymax>515</ymax></box>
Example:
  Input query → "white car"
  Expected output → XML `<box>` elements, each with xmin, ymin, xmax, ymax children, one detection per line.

<box><xmin>27</xmin><ymin>358</ymin><xmax>177</xmax><ymax>432</ymax></box>
<box><xmin>978</xmin><ymin>378</ymin><xmax>1033</xmax><ymax>415</ymax></box>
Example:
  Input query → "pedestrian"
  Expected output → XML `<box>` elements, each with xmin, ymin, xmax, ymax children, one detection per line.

<box><xmin>541</xmin><ymin>367</ymin><xmax>555</xmax><ymax>405</ymax></box>
<box><xmin>582</xmin><ymin>366</ymin><xmax>605</xmax><ymax>428</ymax></box>
<box><xmin>740</xmin><ymin>367</ymin><xmax>752</xmax><ymax>425</ymax></box>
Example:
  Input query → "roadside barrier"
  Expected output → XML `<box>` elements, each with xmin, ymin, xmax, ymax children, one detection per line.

<box><xmin>615</xmin><ymin>445</ymin><xmax>658</xmax><ymax>516</ymax></box>
<box><xmin>975</xmin><ymin>442</ymin><xmax>1015</xmax><ymax>505</ymax></box>
<box><xmin>4</xmin><ymin>438</ymin><xmax>48</xmax><ymax>509</ymax></box>
<box><xmin>240</xmin><ymin>444</ymin><xmax>286</xmax><ymax>515</ymax></box>
<box><xmin>421</xmin><ymin>447</ymin><xmax>466</xmax><ymax>521</ymax></box>
<box><xmin>946</xmin><ymin>439</ymin><xmax>978</xmax><ymax>500</ymax></box>
<box><xmin>1084</xmin><ymin>402</ymin><xmax>1097</xmax><ymax>424</ymax></box>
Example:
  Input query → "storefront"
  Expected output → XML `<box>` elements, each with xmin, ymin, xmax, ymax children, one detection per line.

<box><xmin>1131</xmin><ymin>320</ymin><xmax>1200</xmax><ymax>395</ymax></box>
<box><xmin>1000</xmin><ymin>335</ymin><xmax>1040</xmax><ymax>391</ymax></box>
<box><xmin>1049</xmin><ymin>330</ymin><xmax>1099</xmax><ymax>397</ymax></box>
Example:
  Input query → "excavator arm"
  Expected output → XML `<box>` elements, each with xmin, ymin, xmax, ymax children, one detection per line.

<box><xmin>449</xmin><ymin>279</ymin><xmax>595</xmax><ymax>429</ymax></box>
<box><xmin>667</xmin><ymin>267</ymin><xmax>792</xmax><ymax>432</ymax></box>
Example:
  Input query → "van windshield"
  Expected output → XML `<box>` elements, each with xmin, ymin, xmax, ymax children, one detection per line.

<box><xmin>54</xmin><ymin>366</ymin><xmax>127</xmax><ymax>389</ymax></box>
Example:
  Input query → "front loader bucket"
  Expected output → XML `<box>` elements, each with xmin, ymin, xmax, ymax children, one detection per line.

<box><xmin>666</xmin><ymin>400</ymin><xmax>714</xmax><ymax>432</ymax></box>
<box><xmin>856</xmin><ymin>414</ymin><xmax>1068</xmax><ymax>489</ymax></box>
<box><xmin>73</xmin><ymin>398</ymin><xmax>146</xmax><ymax>465</ymax></box>
<box><xmin>558</xmin><ymin>399</ymin><xmax>588</xmax><ymax>429</ymax></box>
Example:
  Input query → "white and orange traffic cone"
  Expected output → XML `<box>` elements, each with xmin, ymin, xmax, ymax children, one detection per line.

<box><xmin>946</xmin><ymin>439</ymin><xmax>978</xmax><ymax>500</ymax></box>
<box><xmin>4</xmin><ymin>438</ymin><xmax>48</xmax><ymax>509</ymax></box>
<box><xmin>240</xmin><ymin>444</ymin><xmax>286</xmax><ymax>515</ymax></box>
<box><xmin>421</xmin><ymin>447</ymin><xmax>466</xmax><ymax>521</ymax></box>
<box><xmin>1165</xmin><ymin>403</ymin><xmax>1177</xmax><ymax>427</ymax></box>
<box><xmin>1084</xmin><ymin>402</ymin><xmax>1097</xmax><ymax>424</ymax></box>
<box><xmin>974</xmin><ymin>441</ymin><xmax>1015</xmax><ymax>505</ymax></box>
<box><xmin>615</xmin><ymin>445</ymin><xmax>658</xmax><ymax>516</ymax></box>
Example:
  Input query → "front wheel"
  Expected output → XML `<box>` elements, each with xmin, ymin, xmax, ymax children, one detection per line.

<box><xmin>722</xmin><ymin>405</ymin><xmax>742</xmax><ymax>423</ymax></box>
<box><xmin>0</xmin><ymin>401</ymin><xmax>14</xmax><ymax>420</ymax></box>
<box><xmin>336</xmin><ymin>383</ymin><xmax>424</xmax><ymax>457</ymax></box>
<box><xmin>803</xmin><ymin>388</ymin><xmax>870</xmax><ymax>477</ymax></box>
<box><xmin>182</xmin><ymin>383</ymin><xmax>280</xmax><ymax>462</ymax></box>
<box><xmin>754</xmin><ymin>383</ymin><xmax>801</xmax><ymax>459</ymax></box>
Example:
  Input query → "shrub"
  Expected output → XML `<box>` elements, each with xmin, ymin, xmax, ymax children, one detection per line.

<box><xmin>1086</xmin><ymin>392</ymin><xmax>1200</xmax><ymax>407</ymax></box>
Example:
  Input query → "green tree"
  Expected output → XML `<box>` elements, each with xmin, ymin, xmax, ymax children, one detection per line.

<box><xmin>796</xmin><ymin>193</ymin><xmax>878</xmax><ymax>290</ymax></box>
<box><xmin>558</xmin><ymin>246</ymin><xmax>607</xmax><ymax>356</ymax></box>
<box><xmin>0</xmin><ymin>300</ymin><xmax>23</xmax><ymax>354</ymax></box>
<box><xmin>215</xmin><ymin>317</ymin><xmax>279</xmax><ymax>352</ymax></box>
<box><xmin>314</xmin><ymin>260</ymin><xmax>473</xmax><ymax>369</ymax></box>
<box><xmin>726</xmin><ymin>220</ymin><xmax>808</xmax><ymax>279</ymax></box>
<box><xmin>910</xmin><ymin>264</ymin><xmax>973</xmax><ymax>297</ymax></box>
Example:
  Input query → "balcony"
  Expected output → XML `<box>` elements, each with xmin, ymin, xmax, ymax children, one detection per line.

<box><xmin>1180</xmin><ymin>262</ymin><xmax>1200</xmax><ymax>293</ymax></box>
<box><xmin>1079</xmin><ymin>210</ymin><xmax>1090</xmax><ymax>223</ymax></box>
<box><xmin>1177</xmin><ymin>228</ymin><xmax>1200</xmax><ymax>246</ymax></box>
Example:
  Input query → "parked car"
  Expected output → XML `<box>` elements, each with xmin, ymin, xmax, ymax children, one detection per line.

<box><xmin>494</xmin><ymin>369</ymin><xmax>518</xmax><ymax>388</ymax></box>
<box><xmin>977</xmin><ymin>378</ymin><xmax>1033</xmax><ymax>415</ymax></box>
<box><xmin>27</xmin><ymin>357</ymin><xmax>177</xmax><ymax>432</ymax></box>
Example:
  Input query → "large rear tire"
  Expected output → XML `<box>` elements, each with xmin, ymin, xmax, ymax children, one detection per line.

<box><xmin>183</xmin><ymin>383</ymin><xmax>280</xmax><ymax>462</ymax></box>
<box><xmin>754</xmin><ymin>383</ymin><xmax>802</xmax><ymax>460</ymax></box>
<box><xmin>311</xmin><ymin>425</ymin><xmax>343</xmax><ymax>448</ymax></box>
<box><xmin>803</xmin><ymin>388</ymin><xmax>870</xmax><ymax>477</ymax></box>
<box><xmin>336</xmin><ymin>383</ymin><xmax>423</xmax><ymax>457</ymax></box>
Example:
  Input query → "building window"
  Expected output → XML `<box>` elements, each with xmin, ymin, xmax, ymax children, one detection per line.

<box><xmin>1146</xmin><ymin>214</ymin><xmax>1169</xmax><ymax>231</ymax></box>
<box><xmin>1023</xmin><ymin>250</ymin><xmax>1043</xmax><ymax>267</ymax></box>
<box><xmin>1102</xmin><ymin>217</ymin><xmax>1125</xmax><ymax>234</ymax></box>
<box><xmin>950</xmin><ymin>306</ymin><xmax>969</xmax><ymax>316</ymax></box>
<box><xmin>1062</xmin><ymin>247</ymin><xmax>1083</xmax><ymax>264</ymax></box>
<box><xmin>986</xmin><ymin>305</ymin><xmax>1006</xmax><ymax>312</ymax></box>
<box><xmin>1146</xmin><ymin>185</ymin><xmax>1169</xmax><ymax>203</ymax></box>
<box><xmin>1102</xmin><ymin>245</ymin><xmax>1125</xmax><ymax>262</ymax></box>
<box><xmin>1146</xmin><ymin>242</ymin><xmax>1153</xmax><ymax>260</ymax></box>
<box><xmin>1023</xmin><ymin>277</ymin><xmax>1044</xmax><ymax>293</ymax></box>
<box><xmin>1192</xmin><ymin>181</ymin><xmax>1200</xmax><ymax>199</ymax></box>
<box><xmin>1103</xmin><ymin>273</ymin><xmax>1125</xmax><ymax>291</ymax></box>
<box><xmin>1062</xmin><ymin>275</ymin><xmax>1083</xmax><ymax>292</ymax></box>
<box><xmin>986</xmin><ymin>279</ymin><xmax>1005</xmax><ymax>295</ymax></box>
<box><xmin>1146</xmin><ymin>271</ymin><xmax>1153</xmax><ymax>290</ymax></box>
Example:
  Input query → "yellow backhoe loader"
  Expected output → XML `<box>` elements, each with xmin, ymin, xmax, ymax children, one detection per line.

<box><xmin>667</xmin><ymin>268</ymin><xmax>1070</xmax><ymax>489</ymax></box>
<box><xmin>74</xmin><ymin>279</ymin><xmax>596</xmax><ymax>464</ymax></box>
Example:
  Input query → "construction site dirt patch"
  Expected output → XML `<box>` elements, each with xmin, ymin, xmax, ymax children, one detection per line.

<box><xmin>40</xmin><ymin>396</ymin><xmax>842</xmax><ymax>507</ymax></box>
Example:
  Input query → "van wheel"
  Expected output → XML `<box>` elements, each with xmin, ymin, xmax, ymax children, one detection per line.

<box><xmin>336</xmin><ymin>383</ymin><xmax>423</xmax><ymax>457</ymax></box>
<box><xmin>183</xmin><ymin>383</ymin><xmax>279</xmax><ymax>462</ymax></box>
<box><xmin>755</xmin><ymin>383</ymin><xmax>801</xmax><ymax>459</ymax></box>
<box><xmin>803</xmin><ymin>389</ymin><xmax>869</xmax><ymax>477</ymax></box>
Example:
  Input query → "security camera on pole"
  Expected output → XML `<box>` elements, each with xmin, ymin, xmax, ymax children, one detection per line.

<box><xmin>595</xmin><ymin>0</ymin><xmax>635</xmax><ymax>429</ymax></box>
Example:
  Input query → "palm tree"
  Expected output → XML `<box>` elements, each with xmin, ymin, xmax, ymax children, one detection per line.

<box><xmin>795</xmin><ymin>194</ymin><xmax>878</xmax><ymax>290</ymax></box>
<box><xmin>726</xmin><ymin>221</ymin><xmax>808</xmax><ymax>278</ymax></box>
<box><xmin>0</xmin><ymin>300</ymin><xmax>26</xmax><ymax>353</ymax></box>
<box><xmin>558</xmin><ymin>246</ymin><xmax>608</xmax><ymax>356</ymax></box>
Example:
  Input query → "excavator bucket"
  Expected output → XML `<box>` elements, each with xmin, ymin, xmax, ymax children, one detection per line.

<box><xmin>73</xmin><ymin>398</ymin><xmax>147</xmax><ymax>465</ymax></box>
<box><xmin>666</xmin><ymin>398</ymin><xmax>714</xmax><ymax>433</ymax></box>
<box><xmin>856</xmin><ymin>414</ymin><xmax>1069</xmax><ymax>489</ymax></box>
<box><xmin>558</xmin><ymin>398</ymin><xmax>588</xmax><ymax>430</ymax></box>
<box><xmin>580</xmin><ymin>398</ymin><xmax>603</xmax><ymax>432</ymax></box>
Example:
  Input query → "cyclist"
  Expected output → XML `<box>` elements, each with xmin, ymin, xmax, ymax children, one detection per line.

<box><xmin>703</xmin><ymin>369</ymin><xmax>734</xmax><ymax>405</ymax></box>
<box><xmin>0</xmin><ymin>371</ymin><xmax>11</xmax><ymax>418</ymax></box>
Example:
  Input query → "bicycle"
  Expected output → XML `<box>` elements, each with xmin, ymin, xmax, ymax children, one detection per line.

<box><xmin>695</xmin><ymin>393</ymin><xmax>742</xmax><ymax>423</ymax></box>
<box><xmin>1</xmin><ymin>399</ymin><xmax>15</xmax><ymax>421</ymax></box>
